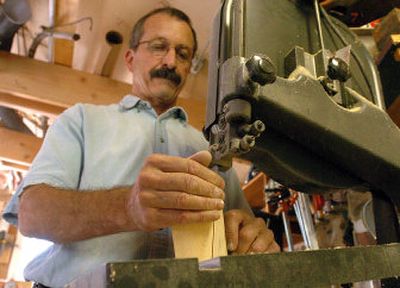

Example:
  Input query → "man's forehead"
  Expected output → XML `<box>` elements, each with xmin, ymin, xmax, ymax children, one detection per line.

<box><xmin>142</xmin><ymin>13</ymin><xmax>194</xmax><ymax>46</ymax></box>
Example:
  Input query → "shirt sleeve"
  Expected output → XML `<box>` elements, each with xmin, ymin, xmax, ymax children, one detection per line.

<box><xmin>2</xmin><ymin>104</ymin><xmax>85</xmax><ymax>225</ymax></box>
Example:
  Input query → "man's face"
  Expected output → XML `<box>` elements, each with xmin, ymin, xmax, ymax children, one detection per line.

<box><xmin>125</xmin><ymin>13</ymin><xmax>194</xmax><ymax>113</ymax></box>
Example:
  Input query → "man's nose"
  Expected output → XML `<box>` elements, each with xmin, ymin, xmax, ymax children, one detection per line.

<box><xmin>162</xmin><ymin>47</ymin><xmax>177</xmax><ymax>69</ymax></box>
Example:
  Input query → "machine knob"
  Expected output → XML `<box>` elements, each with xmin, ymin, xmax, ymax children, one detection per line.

<box><xmin>245</xmin><ymin>55</ymin><xmax>276</xmax><ymax>85</ymax></box>
<box><xmin>327</xmin><ymin>57</ymin><xmax>351</xmax><ymax>82</ymax></box>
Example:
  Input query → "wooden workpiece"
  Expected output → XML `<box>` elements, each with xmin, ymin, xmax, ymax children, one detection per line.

<box><xmin>172</xmin><ymin>211</ymin><xmax>227</xmax><ymax>262</ymax></box>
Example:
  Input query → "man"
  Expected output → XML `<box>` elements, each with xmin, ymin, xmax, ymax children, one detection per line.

<box><xmin>3</xmin><ymin>7</ymin><xmax>278</xmax><ymax>287</ymax></box>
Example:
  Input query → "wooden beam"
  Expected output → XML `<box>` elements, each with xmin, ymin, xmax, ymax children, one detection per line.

<box><xmin>0</xmin><ymin>51</ymin><xmax>206</xmax><ymax>130</ymax></box>
<box><xmin>54</xmin><ymin>0</ymin><xmax>79</xmax><ymax>67</ymax></box>
<box><xmin>0</xmin><ymin>161</ymin><xmax>30</xmax><ymax>172</ymax></box>
<box><xmin>0</xmin><ymin>127</ymin><xmax>42</xmax><ymax>167</ymax></box>
<box><xmin>0</xmin><ymin>92</ymin><xmax>64</xmax><ymax>118</ymax></box>
<box><xmin>0</xmin><ymin>51</ymin><xmax>131</xmax><ymax>108</ymax></box>
<box><xmin>0</xmin><ymin>225</ymin><xmax>17</xmax><ymax>279</ymax></box>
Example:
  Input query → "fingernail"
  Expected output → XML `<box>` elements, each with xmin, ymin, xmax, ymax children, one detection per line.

<box><xmin>217</xmin><ymin>199</ymin><xmax>225</xmax><ymax>209</ymax></box>
<box><xmin>227</xmin><ymin>241</ymin><xmax>234</xmax><ymax>252</ymax></box>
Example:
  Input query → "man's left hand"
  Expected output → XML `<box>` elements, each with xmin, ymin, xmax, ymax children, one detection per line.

<box><xmin>224</xmin><ymin>209</ymin><xmax>280</xmax><ymax>254</ymax></box>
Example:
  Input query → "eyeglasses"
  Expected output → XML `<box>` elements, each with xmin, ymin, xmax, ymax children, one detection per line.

<box><xmin>136</xmin><ymin>37</ymin><xmax>193</xmax><ymax>64</ymax></box>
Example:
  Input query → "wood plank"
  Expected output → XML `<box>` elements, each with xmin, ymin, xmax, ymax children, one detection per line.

<box><xmin>0</xmin><ymin>161</ymin><xmax>30</xmax><ymax>172</ymax></box>
<box><xmin>172</xmin><ymin>211</ymin><xmax>227</xmax><ymax>262</ymax></box>
<box><xmin>0</xmin><ymin>51</ymin><xmax>205</xmax><ymax>130</ymax></box>
<box><xmin>0</xmin><ymin>92</ymin><xmax>64</xmax><ymax>118</ymax></box>
<box><xmin>54</xmin><ymin>0</ymin><xmax>79</xmax><ymax>67</ymax></box>
<box><xmin>0</xmin><ymin>127</ymin><xmax>42</xmax><ymax>167</ymax></box>
<box><xmin>0</xmin><ymin>51</ymin><xmax>131</xmax><ymax>108</ymax></box>
<box><xmin>0</xmin><ymin>226</ymin><xmax>17</xmax><ymax>279</ymax></box>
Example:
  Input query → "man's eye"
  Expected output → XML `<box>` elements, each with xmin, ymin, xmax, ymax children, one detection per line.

<box><xmin>177</xmin><ymin>49</ymin><xmax>190</xmax><ymax>61</ymax></box>
<box><xmin>151</xmin><ymin>43</ymin><xmax>168</xmax><ymax>51</ymax></box>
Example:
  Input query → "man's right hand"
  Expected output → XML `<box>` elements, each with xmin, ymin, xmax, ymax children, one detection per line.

<box><xmin>126</xmin><ymin>151</ymin><xmax>226</xmax><ymax>231</ymax></box>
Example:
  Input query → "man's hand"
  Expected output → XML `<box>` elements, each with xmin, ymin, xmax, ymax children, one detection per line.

<box><xmin>126</xmin><ymin>151</ymin><xmax>226</xmax><ymax>231</ymax></box>
<box><xmin>225</xmin><ymin>209</ymin><xmax>280</xmax><ymax>254</ymax></box>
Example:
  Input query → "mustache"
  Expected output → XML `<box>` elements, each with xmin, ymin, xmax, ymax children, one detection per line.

<box><xmin>150</xmin><ymin>67</ymin><xmax>182</xmax><ymax>86</ymax></box>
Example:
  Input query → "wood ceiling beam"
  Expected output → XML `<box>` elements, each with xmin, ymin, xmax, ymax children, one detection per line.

<box><xmin>0</xmin><ymin>52</ymin><xmax>206</xmax><ymax>167</ymax></box>
<box><xmin>0</xmin><ymin>126</ymin><xmax>42</xmax><ymax>168</ymax></box>
<box><xmin>0</xmin><ymin>92</ymin><xmax>64</xmax><ymax>118</ymax></box>
<box><xmin>0</xmin><ymin>51</ymin><xmax>206</xmax><ymax>130</ymax></box>
<box><xmin>0</xmin><ymin>51</ymin><xmax>131</xmax><ymax>108</ymax></box>
<box><xmin>0</xmin><ymin>51</ymin><xmax>206</xmax><ymax>168</ymax></box>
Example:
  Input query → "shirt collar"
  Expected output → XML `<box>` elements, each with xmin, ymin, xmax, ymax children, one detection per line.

<box><xmin>119</xmin><ymin>94</ymin><xmax>188</xmax><ymax>122</ymax></box>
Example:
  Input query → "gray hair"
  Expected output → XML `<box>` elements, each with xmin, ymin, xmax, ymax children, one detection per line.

<box><xmin>129</xmin><ymin>7</ymin><xmax>198</xmax><ymax>56</ymax></box>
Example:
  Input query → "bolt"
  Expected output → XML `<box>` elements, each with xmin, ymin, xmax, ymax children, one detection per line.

<box><xmin>240</xmin><ymin>135</ymin><xmax>255</xmax><ymax>151</ymax></box>
<box><xmin>253</xmin><ymin>120</ymin><xmax>265</xmax><ymax>134</ymax></box>
<box><xmin>246</xmin><ymin>55</ymin><xmax>277</xmax><ymax>85</ymax></box>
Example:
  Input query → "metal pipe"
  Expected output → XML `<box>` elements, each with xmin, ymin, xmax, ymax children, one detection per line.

<box><xmin>314</xmin><ymin>0</ymin><xmax>326</xmax><ymax>69</ymax></box>
<box><xmin>294</xmin><ymin>193</ymin><xmax>319</xmax><ymax>249</ymax></box>
<box><xmin>48</xmin><ymin>0</ymin><xmax>56</xmax><ymax>63</ymax></box>
<box><xmin>0</xmin><ymin>0</ymin><xmax>31</xmax><ymax>51</ymax></box>
<box><xmin>282</xmin><ymin>211</ymin><xmax>294</xmax><ymax>251</ymax></box>
<box><xmin>28</xmin><ymin>30</ymin><xmax>79</xmax><ymax>58</ymax></box>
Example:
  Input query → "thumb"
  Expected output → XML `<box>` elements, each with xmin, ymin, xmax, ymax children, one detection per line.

<box><xmin>224</xmin><ymin>210</ymin><xmax>241</xmax><ymax>252</ymax></box>
<box><xmin>189</xmin><ymin>150</ymin><xmax>212</xmax><ymax>167</ymax></box>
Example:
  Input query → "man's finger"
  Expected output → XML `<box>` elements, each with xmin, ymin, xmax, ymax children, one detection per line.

<box><xmin>249</xmin><ymin>229</ymin><xmax>279</xmax><ymax>253</ymax></box>
<box><xmin>235</xmin><ymin>218</ymin><xmax>265</xmax><ymax>254</ymax></box>
<box><xmin>145</xmin><ymin>153</ymin><xmax>225</xmax><ymax>189</ymax></box>
<box><xmin>139</xmin><ymin>190</ymin><xmax>224</xmax><ymax>210</ymax></box>
<box><xmin>189</xmin><ymin>150</ymin><xmax>212</xmax><ymax>167</ymax></box>
<box><xmin>140</xmin><ymin>170</ymin><xmax>224</xmax><ymax>199</ymax></box>
<box><xmin>224</xmin><ymin>210</ymin><xmax>246</xmax><ymax>252</ymax></box>
<box><xmin>154</xmin><ymin>209</ymin><xmax>222</xmax><ymax>227</ymax></box>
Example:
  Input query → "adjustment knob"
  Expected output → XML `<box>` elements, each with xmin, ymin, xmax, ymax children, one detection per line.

<box><xmin>245</xmin><ymin>55</ymin><xmax>276</xmax><ymax>85</ymax></box>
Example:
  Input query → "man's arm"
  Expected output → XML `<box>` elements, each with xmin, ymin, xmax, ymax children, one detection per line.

<box><xmin>19</xmin><ymin>152</ymin><xmax>225</xmax><ymax>244</ymax></box>
<box><xmin>19</xmin><ymin>184</ymin><xmax>132</xmax><ymax>243</ymax></box>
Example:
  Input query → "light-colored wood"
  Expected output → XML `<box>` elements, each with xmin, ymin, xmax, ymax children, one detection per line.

<box><xmin>0</xmin><ymin>281</ymin><xmax>32</xmax><ymax>288</ymax></box>
<box><xmin>0</xmin><ymin>51</ymin><xmax>131</xmax><ymax>108</ymax></box>
<box><xmin>0</xmin><ymin>51</ymin><xmax>206</xmax><ymax>130</ymax></box>
<box><xmin>172</xmin><ymin>211</ymin><xmax>227</xmax><ymax>262</ymax></box>
<box><xmin>0</xmin><ymin>161</ymin><xmax>30</xmax><ymax>172</ymax></box>
<box><xmin>54</xmin><ymin>0</ymin><xmax>79</xmax><ymax>67</ymax></box>
<box><xmin>0</xmin><ymin>226</ymin><xmax>17</xmax><ymax>279</ymax></box>
<box><xmin>0</xmin><ymin>92</ymin><xmax>64</xmax><ymax>118</ymax></box>
<box><xmin>0</xmin><ymin>127</ymin><xmax>42</xmax><ymax>167</ymax></box>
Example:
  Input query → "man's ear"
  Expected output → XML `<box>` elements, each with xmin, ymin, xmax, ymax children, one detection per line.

<box><xmin>125</xmin><ymin>49</ymin><xmax>135</xmax><ymax>72</ymax></box>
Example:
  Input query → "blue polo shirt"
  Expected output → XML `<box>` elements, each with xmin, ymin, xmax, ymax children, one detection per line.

<box><xmin>3</xmin><ymin>95</ymin><xmax>251</xmax><ymax>287</ymax></box>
